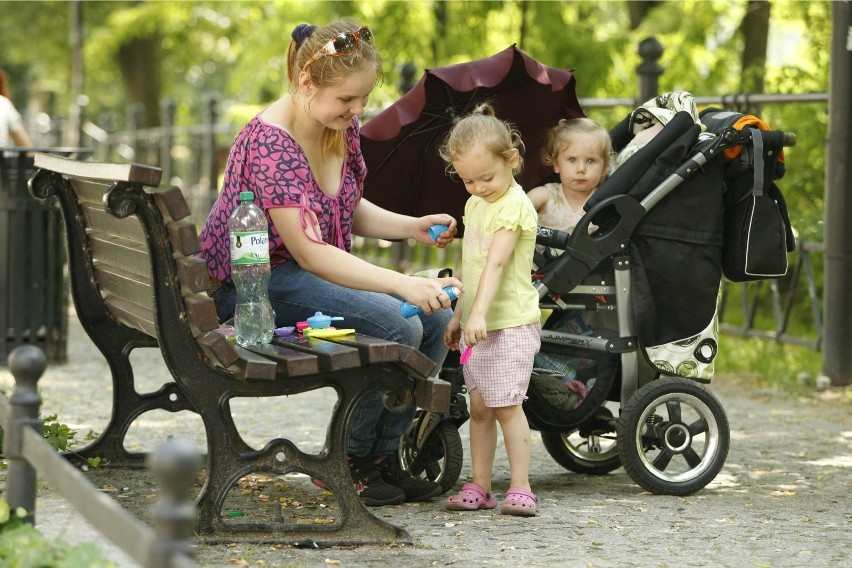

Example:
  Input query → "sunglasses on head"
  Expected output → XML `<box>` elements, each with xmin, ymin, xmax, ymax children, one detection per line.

<box><xmin>302</xmin><ymin>26</ymin><xmax>375</xmax><ymax>71</ymax></box>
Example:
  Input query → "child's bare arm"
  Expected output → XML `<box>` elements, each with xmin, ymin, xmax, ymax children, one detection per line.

<box><xmin>526</xmin><ymin>186</ymin><xmax>548</xmax><ymax>213</ymax></box>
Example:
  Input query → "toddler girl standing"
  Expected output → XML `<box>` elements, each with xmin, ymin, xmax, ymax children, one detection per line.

<box><xmin>439</xmin><ymin>105</ymin><xmax>541</xmax><ymax>516</ymax></box>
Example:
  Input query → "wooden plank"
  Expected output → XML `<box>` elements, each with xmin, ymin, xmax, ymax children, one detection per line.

<box><xmin>413</xmin><ymin>376</ymin><xmax>451</xmax><ymax>413</ymax></box>
<box><xmin>104</xmin><ymin>296</ymin><xmax>157</xmax><ymax>338</ymax></box>
<box><xmin>176</xmin><ymin>257</ymin><xmax>209</xmax><ymax>294</ymax></box>
<box><xmin>244</xmin><ymin>342</ymin><xmax>320</xmax><ymax>378</ymax></box>
<box><xmin>322</xmin><ymin>334</ymin><xmax>400</xmax><ymax>365</ymax></box>
<box><xmin>396</xmin><ymin>344</ymin><xmax>437</xmax><ymax>379</ymax></box>
<box><xmin>33</xmin><ymin>153</ymin><xmax>162</xmax><ymax>187</ymax></box>
<box><xmin>71</xmin><ymin>178</ymin><xmax>113</xmax><ymax>207</ymax></box>
<box><xmin>272</xmin><ymin>335</ymin><xmax>361</xmax><ymax>372</ymax></box>
<box><xmin>89</xmin><ymin>233</ymin><xmax>151</xmax><ymax>278</ymax></box>
<box><xmin>197</xmin><ymin>330</ymin><xmax>240</xmax><ymax>368</ymax></box>
<box><xmin>151</xmin><ymin>186</ymin><xmax>191</xmax><ymax>223</ymax></box>
<box><xmin>166</xmin><ymin>220</ymin><xmax>201</xmax><ymax>256</ymax></box>
<box><xmin>184</xmin><ymin>295</ymin><xmax>219</xmax><ymax>336</ymax></box>
<box><xmin>228</xmin><ymin>345</ymin><xmax>278</xmax><ymax>381</ymax></box>
<box><xmin>81</xmin><ymin>203</ymin><xmax>146</xmax><ymax>243</ymax></box>
<box><xmin>95</xmin><ymin>265</ymin><xmax>153</xmax><ymax>310</ymax></box>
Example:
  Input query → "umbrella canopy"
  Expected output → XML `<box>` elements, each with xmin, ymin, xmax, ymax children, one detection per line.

<box><xmin>360</xmin><ymin>45</ymin><xmax>585</xmax><ymax>235</ymax></box>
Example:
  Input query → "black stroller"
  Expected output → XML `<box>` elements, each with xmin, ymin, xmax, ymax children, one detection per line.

<box><xmin>399</xmin><ymin>102</ymin><xmax>795</xmax><ymax>496</ymax></box>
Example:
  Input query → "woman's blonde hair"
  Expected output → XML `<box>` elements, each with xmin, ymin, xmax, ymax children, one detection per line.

<box><xmin>541</xmin><ymin>117</ymin><xmax>614</xmax><ymax>174</ymax></box>
<box><xmin>438</xmin><ymin>103</ymin><xmax>525</xmax><ymax>177</ymax></box>
<box><xmin>286</xmin><ymin>19</ymin><xmax>383</xmax><ymax>156</ymax></box>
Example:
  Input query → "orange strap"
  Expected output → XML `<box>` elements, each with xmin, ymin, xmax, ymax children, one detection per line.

<box><xmin>724</xmin><ymin>115</ymin><xmax>786</xmax><ymax>164</ymax></box>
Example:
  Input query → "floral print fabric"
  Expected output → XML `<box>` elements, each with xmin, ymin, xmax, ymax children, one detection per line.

<box><xmin>199</xmin><ymin>114</ymin><xmax>365</xmax><ymax>284</ymax></box>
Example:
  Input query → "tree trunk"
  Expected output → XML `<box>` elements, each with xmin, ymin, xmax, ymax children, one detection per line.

<box><xmin>627</xmin><ymin>1</ymin><xmax>660</xmax><ymax>30</ymax></box>
<box><xmin>739</xmin><ymin>0</ymin><xmax>770</xmax><ymax>95</ymax></box>
<box><xmin>432</xmin><ymin>1</ymin><xmax>447</xmax><ymax>64</ymax></box>
<box><xmin>117</xmin><ymin>33</ymin><xmax>162</xmax><ymax>128</ymax></box>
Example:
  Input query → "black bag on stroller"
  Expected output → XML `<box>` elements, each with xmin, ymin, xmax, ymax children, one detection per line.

<box><xmin>700</xmin><ymin>108</ymin><xmax>796</xmax><ymax>281</ymax></box>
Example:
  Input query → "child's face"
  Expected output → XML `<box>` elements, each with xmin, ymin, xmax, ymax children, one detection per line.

<box><xmin>554</xmin><ymin>132</ymin><xmax>606</xmax><ymax>196</ymax></box>
<box><xmin>452</xmin><ymin>145</ymin><xmax>519</xmax><ymax>203</ymax></box>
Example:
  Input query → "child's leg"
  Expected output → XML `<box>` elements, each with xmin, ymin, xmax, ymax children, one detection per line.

<box><xmin>494</xmin><ymin>404</ymin><xmax>532</xmax><ymax>490</ymax></box>
<box><xmin>468</xmin><ymin>388</ymin><xmax>497</xmax><ymax>492</ymax></box>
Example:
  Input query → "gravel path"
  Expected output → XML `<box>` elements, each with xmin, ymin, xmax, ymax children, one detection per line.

<box><xmin>1</xmin><ymin>310</ymin><xmax>850</xmax><ymax>567</ymax></box>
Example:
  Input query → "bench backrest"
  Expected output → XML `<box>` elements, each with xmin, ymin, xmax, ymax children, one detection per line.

<box><xmin>28</xmin><ymin>153</ymin><xmax>262</xmax><ymax>378</ymax></box>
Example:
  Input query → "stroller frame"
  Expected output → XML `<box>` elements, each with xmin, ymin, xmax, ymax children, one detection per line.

<box><xmin>399</xmin><ymin>112</ymin><xmax>793</xmax><ymax>496</ymax></box>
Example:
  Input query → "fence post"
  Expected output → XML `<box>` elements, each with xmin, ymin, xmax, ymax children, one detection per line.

<box><xmin>128</xmin><ymin>103</ymin><xmax>143</xmax><ymax>161</ymax></box>
<box><xmin>202</xmin><ymin>93</ymin><xmax>219</xmax><ymax>213</ymax></box>
<box><xmin>821</xmin><ymin>1</ymin><xmax>852</xmax><ymax>386</ymax></box>
<box><xmin>160</xmin><ymin>98</ymin><xmax>176</xmax><ymax>183</ymax></box>
<box><xmin>5</xmin><ymin>345</ymin><xmax>46</xmax><ymax>525</ymax></box>
<box><xmin>636</xmin><ymin>37</ymin><xmax>664</xmax><ymax>103</ymax></box>
<box><xmin>147</xmin><ymin>437</ymin><xmax>201</xmax><ymax>567</ymax></box>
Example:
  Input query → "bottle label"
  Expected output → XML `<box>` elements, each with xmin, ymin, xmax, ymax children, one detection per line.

<box><xmin>230</xmin><ymin>231</ymin><xmax>270</xmax><ymax>265</ymax></box>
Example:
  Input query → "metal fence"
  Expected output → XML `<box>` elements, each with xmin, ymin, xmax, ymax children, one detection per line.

<box><xmin>0</xmin><ymin>345</ymin><xmax>199</xmax><ymax>568</ymax></box>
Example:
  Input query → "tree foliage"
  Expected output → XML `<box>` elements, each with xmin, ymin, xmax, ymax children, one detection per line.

<box><xmin>0</xmin><ymin>0</ymin><xmax>830</xmax><ymax>238</ymax></box>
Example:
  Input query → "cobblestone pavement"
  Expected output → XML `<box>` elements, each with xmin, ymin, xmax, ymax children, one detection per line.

<box><xmin>1</xmin><ymin>311</ymin><xmax>850</xmax><ymax>567</ymax></box>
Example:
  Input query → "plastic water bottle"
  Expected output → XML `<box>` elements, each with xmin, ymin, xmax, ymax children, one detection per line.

<box><xmin>229</xmin><ymin>191</ymin><xmax>274</xmax><ymax>346</ymax></box>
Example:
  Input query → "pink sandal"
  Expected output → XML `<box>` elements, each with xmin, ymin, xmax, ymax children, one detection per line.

<box><xmin>446</xmin><ymin>482</ymin><xmax>497</xmax><ymax>511</ymax></box>
<box><xmin>500</xmin><ymin>486</ymin><xmax>537</xmax><ymax>516</ymax></box>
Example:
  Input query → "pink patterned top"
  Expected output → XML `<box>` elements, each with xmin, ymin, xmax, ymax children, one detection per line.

<box><xmin>199</xmin><ymin>114</ymin><xmax>366</xmax><ymax>284</ymax></box>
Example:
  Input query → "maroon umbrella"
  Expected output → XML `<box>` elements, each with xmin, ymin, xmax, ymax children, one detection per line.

<box><xmin>360</xmin><ymin>45</ymin><xmax>585</xmax><ymax>235</ymax></box>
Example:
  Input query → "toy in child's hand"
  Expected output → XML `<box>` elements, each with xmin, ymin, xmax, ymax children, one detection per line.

<box><xmin>428</xmin><ymin>224</ymin><xmax>449</xmax><ymax>242</ymax></box>
<box><xmin>460</xmin><ymin>346</ymin><xmax>472</xmax><ymax>365</ymax></box>
<box><xmin>400</xmin><ymin>286</ymin><xmax>460</xmax><ymax>318</ymax></box>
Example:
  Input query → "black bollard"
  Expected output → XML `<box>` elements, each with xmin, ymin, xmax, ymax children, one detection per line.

<box><xmin>146</xmin><ymin>436</ymin><xmax>201</xmax><ymax>567</ymax></box>
<box><xmin>5</xmin><ymin>345</ymin><xmax>47</xmax><ymax>525</ymax></box>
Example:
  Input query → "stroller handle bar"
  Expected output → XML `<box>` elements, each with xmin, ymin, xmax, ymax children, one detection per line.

<box><xmin>532</xmin><ymin>125</ymin><xmax>796</xmax><ymax>299</ymax></box>
<box><xmin>641</xmin><ymin>126</ymin><xmax>795</xmax><ymax>212</ymax></box>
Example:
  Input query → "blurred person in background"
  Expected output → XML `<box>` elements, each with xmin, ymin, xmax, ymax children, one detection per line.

<box><xmin>0</xmin><ymin>67</ymin><xmax>34</xmax><ymax>147</ymax></box>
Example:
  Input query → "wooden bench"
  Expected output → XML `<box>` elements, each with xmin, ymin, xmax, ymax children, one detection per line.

<box><xmin>28</xmin><ymin>153</ymin><xmax>450</xmax><ymax>545</ymax></box>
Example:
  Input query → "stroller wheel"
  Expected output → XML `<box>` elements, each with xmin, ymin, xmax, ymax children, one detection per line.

<box><xmin>540</xmin><ymin>406</ymin><xmax>621</xmax><ymax>475</ymax></box>
<box><xmin>617</xmin><ymin>377</ymin><xmax>730</xmax><ymax>495</ymax></box>
<box><xmin>398</xmin><ymin>419</ymin><xmax>464</xmax><ymax>495</ymax></box>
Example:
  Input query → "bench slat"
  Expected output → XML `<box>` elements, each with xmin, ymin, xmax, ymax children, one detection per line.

<box><xmin>272</xmin><ymin>335</ymin><xmax>362</xmax><ymax>372</ymax></box>
<box><xmin>184</xmin><ymin>295</ymin><xmax>220</xmax><ymax>337</ymax></box>
<box><xmin>395</xmin><ymin>344</ymin><xmax>438</xmax><ymax>379</ymax></box>
<box><xmin>89</xmin><ymin>234</ymin><xmax>151</xmax><ymax>278</ymax></box>
<box><xmin>197</xmin><ymin>330</ymin><xmax>240</xmax><ymax>367</ymax></box>
<box><xmin>228</xmin><ymin>345</ymin><xmax>278</xmax><ymax>381</ymax></box>
<box><xmin>95</xmin><ymin>265</ymin><xmax>153</xmax><ymax>310</ymax></box>
<box><xmin>72</xmin><ymin>178</ymin><xmax>114</xmax><ymax>207</ymax></box>
<box><xmin>244</xmin><ymin>343</ymin><xmax>320</xmax><ymax>378</ymax></box>
<box><xmin>176</xmin><ymin>257</ymin><xmax>210</xmax><ymax>294</ymax></box>
<box><xmin>322</xmin><ymin>334</ymin><xmax>400</xmax><ymax>365</ymax></box>
<box><xmin>33</xmin><ymin>153</ymin><xmax>162</xmax><ymax>187</ymax></box>
<box><xmin>167</xmin><ymin>220</ymin><xmax>202</xmax><ymax>257</ymax></box>
<box><xmin>104</xmin><ymin>296</ymin><xmax>157</xmax><ymax>338</ymax></box>
<box><xmin>151</xmin><ymin>186</ymin><xmax>191</xmax><ymax>223</ymax></box>
<box><xmin>82</xmin><ymin>203</ymin><xmax>147</xmax><ymax>243</ymax></box>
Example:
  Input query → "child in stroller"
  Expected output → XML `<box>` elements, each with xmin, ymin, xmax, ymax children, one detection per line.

<box><xmin>398</xmin><ymin>92</ymin><xmax>796</xmax><ymax>497</ymax></box>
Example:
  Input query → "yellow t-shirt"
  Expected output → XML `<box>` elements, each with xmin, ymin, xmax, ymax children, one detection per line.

<box><xmin>461</xmin><ymin>182</ymin><xmax>540</xmax><ymax>331</ymax></box>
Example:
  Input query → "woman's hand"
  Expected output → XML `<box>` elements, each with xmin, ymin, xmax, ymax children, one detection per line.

<box><xmin>401</xmin><ymin>274</ymin><xmax>463</xmax><ymax>316</ymax></box>
<box><xmin>412</xmin><ymin>214</ymin><xmax>457</xmax><ymax>247</ymax></box>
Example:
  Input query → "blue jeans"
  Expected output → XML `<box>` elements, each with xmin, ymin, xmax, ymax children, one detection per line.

<box><xmin>214</xmin><ymin>260</ymin><xmax>451</xmax><ymax>460</ymax></box>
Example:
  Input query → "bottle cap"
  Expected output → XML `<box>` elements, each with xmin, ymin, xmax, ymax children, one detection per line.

<box><xmin>239</xmin><ymin>191</ymin><xmax>255</xmax><ymax>202</ymax></box>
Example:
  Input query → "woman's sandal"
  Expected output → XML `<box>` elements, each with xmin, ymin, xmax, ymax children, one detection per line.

<box><xmin>446</xmin><ymin>482</ymin><xmax>497</xmax><ymax>511</ymax></box>
<box><xmin>500</xmin><ymin>486</ymin><xmax>537</xmax><ymax>516</ymax></box>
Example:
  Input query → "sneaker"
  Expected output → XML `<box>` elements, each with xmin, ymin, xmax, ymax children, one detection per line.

<box><xmin>348</xmin><ymin>455</ymin><xmax>405</xmax><ymax>507</ymax></box>
<box><xmin>374</xmin><ymin>454</ymin><xmax>442</xmax><ymax>502</ymax></box>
